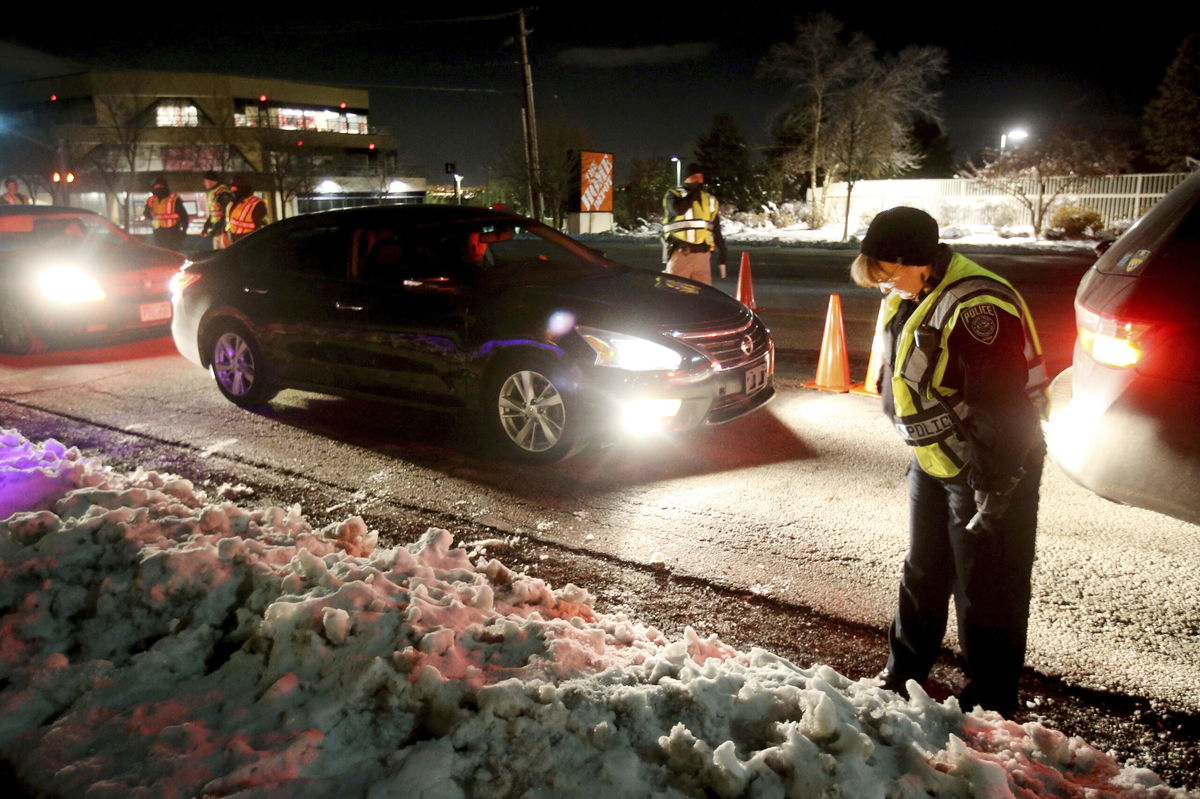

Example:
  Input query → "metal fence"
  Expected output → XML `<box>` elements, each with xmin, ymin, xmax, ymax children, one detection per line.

<box><xmin>819</xmin><ymin>173</ymin><xmax>1189</xmax><ymax>231</ymax></box>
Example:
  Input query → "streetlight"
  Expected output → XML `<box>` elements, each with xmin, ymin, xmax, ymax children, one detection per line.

<box><xmin>1000</xmin><ymin>128</ymin><xmax>1028</xmax><ymax>154</ymax></box>
<box><xmin>670</xmin><ymin>156</ymin><xmax>681</xmax><ymax>187</ymax></box>
<box><xmin>453</xmin><ymin>173</ymin><xmax>463</xmax><ymax>205</ymax></box>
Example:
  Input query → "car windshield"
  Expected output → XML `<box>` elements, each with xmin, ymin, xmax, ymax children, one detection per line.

<box><xmin>0</xmin><ymin>212</ymin><xmax>135</xmax><ymax>252</ymax></box>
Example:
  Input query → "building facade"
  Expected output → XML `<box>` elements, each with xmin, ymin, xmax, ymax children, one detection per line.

<box><xmin>0</xmin><ymin>69</ymin><xmax>425</xmax><ymax>231</ymax></box>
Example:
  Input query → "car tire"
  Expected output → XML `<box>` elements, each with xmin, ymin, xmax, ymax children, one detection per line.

<box><xmin>483</xmin><ymin>353</ymin><xmax>584</xmax><ymax>464</ymax></box>
<box><xmin>0</xmin><ymin>297</ymin><xmax>45</xmax><ymax>356</ymax></box>
<box><xmin>208</xmin><ymin>323</ymin><xmax>277</xmax><ymax>406</ymax></box>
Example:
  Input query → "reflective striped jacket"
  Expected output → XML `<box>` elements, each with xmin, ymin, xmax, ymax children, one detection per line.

<box><xmin>885</xmin><ymin>253</ymin><xmax>1048</xmax><ymax>479</ymax></box>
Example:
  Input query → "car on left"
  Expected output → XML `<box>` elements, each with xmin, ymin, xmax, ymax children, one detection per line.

<box><xmin>0</xmin><ymin>206</ymin><xmax>185</xmax><ymax>354</ymax></box>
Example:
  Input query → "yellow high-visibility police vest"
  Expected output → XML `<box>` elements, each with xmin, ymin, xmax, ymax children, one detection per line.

<box><xmin>206</xmin><ymin>183</ymin><xmax>230</xmax><ymax>224</ymax></box>
<box><xmin>885</xmin><ymin>253</ymin><xmax>1048</xmax><ymax>478</ymax></box>
<box><xmin>662</xmin><ymin>188</ymin><xmax>718</xmax><ymax>249</ymax></box>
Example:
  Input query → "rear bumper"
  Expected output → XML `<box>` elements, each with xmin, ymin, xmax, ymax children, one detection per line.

<box><xmin>1047</xmin><ymin>365</ymin><xmax>1200</xmax><ymax>524</ymax></box>
<box><xmin>31</xmin><ymin>295</ymin><xmax>173</xmax><ymax>344</ymax></box>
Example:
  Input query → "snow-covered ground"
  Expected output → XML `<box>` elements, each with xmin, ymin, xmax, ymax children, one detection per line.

<box><xmin>0</xmin><ymin>429</ymin><xmax>1191</xmax><ymax>798</ymax></box>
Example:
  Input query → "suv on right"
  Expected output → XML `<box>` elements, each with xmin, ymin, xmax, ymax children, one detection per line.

<box><xmin>1047</xmin><ymin>169</ymin><xmax>1200</xmax><ymax>525</ymax></box>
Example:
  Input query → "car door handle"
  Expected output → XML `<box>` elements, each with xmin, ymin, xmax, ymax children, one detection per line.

<box><xmin>335</xmin><ymin>301</ymin><xmax>365</xmax><ymax>311</ymax></box>
<box><xmin>243</xmin><ymin>286</ymin><xmax>269</xmax><ymax>295</ymax></box>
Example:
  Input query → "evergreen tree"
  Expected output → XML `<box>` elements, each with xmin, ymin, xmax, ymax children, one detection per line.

<box><xmin>692</xmin><ymin>113</ymin><xmax>754</xmax><ymax>210</ymax></box>
<box><xmin>1144</xmin><ymin>33</ymin><xmax>1200</xmax><ymax>170</ymax></box>
<box><xmin>907</xmin><ymin>119</ymin><xmax>956</xmax><ymax>178</ymax></box>
<box><xmin>614</xmin><ymin>157</ymin><xmax>674</xmax><ymax>229</ymax></box>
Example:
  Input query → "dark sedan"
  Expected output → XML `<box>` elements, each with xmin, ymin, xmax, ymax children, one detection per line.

<box><xmin>0</xmin><ymin>206</ymin><xmax>184</xmax><ymax>354</ymax></box>
<box><xmin>170</xmin><ymin>205</ymin><xmax>775</xmax><ymax>462</ymax></box>
<box><xmin>1047</xmin><ymin>169</ymin><xmax>1200</xmax><ymax>524</ymax></box>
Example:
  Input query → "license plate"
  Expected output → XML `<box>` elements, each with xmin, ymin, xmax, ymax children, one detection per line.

<box><xmin>744</xmin><ymin>363</ymin><xmax>769</xmax><ymax>393</ymax></box>
<box><xmin>139</xmin><ymin>301</ymin><xmax>172</xmax><ymax>322</ymax></box>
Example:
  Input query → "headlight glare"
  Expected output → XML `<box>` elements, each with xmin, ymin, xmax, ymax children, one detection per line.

<box><xmin>619</xmin><ymin>398</ymin><xmax>683</xmax><ymax>434</ymax></box>
<box><xmin>35</xmin><ymin>266</ymin><xmax>106</xmax><ymax>303</ymax></box>
<box><xmin>578</xmin><ymin>327</ymin><xmax>683</xmax><ymax>371</ymax></box>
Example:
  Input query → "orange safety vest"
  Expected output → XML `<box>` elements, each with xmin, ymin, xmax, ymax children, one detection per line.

<box><xmin>227</xmin><ymin>195</ymin><xmax>265</xmax><ymax>236</ymax></box>
<box><xmin>148</xmin><ymin>194</ymin><xmax>181</xmax><ymax>229</ymax></box>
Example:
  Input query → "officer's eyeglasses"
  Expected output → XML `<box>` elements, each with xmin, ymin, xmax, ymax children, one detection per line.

<box><xmin>876</xmin><ymin>265</ymin><xmax>903</xmax><ymax>290</ymax></box>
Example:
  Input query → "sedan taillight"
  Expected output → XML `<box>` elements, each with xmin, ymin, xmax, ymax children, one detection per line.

<box><xmin>1076</xmin><ymin>303</ymin><xmax>1153</xmax><ymax>368</ymax></box>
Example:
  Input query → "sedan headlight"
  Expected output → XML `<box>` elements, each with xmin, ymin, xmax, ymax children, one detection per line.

<box><xmin>34</xmin><ymin>265</ymin><xmax>106</xmax><ymax>303</ymax></box>
<box><xmin>578</xmin><ymin>326</ymin><xmax>683</xmax><ymax>371</ymax></box>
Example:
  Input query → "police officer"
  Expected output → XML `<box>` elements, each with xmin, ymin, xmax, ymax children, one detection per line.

<box><xmin>850</xmin><ymin>207</ymin><xmax>1048</xmax><ymax>717</ymax></box>
<box><xmin>200</xmin><ymin>171</ymin><xmax>233</xmax><ymax>249</ymax></box>
<box><xmin>143</xmin><ymin>176</ymin><xmax>189</xmax><ymax>251</ymax></box>
<box><xmin>226</xmin><ymin>178</ymin><xmax>268</xmax><ymax>243</ymax></box>
<box><xmin>661</xmin><ymin>163</ymin><xmax>726</xmax><ymax>285</ymax></box>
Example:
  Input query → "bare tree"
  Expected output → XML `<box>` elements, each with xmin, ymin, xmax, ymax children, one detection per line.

<box><xmin>184</xmin><ymin>92</ymin><xmax>258</xmax><ymax>176</ymax></box>
<box><xmin>264</xmin><ymin>132</ymin><xmax>317</xmax><ymax>216</ymax></box>
<box><xmin>494</xmin><ymin>113</ymin><xmax>594</xmax><ymax>227</ymax></box>
<box><xmin>89</xmin><ymin>84</ymin><xmax>156</xmax><ymax>230</ymax></box>
<box><xmin>760</xmin><ymin>13</ymin><xmax>869</xmax><ymax>226</ymax></box>
<box><xmin>824</xmin><ymin>45</ymin><xmax>946</xmax><ymax>240</ymax></box>
<box><xmin>960</xmin><ymin>126</ymin><xmax>1130</xmax><ymax>236</ymax></box>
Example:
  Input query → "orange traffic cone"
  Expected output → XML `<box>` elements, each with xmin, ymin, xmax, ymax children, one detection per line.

<box><xmin>850</xmin><ymin>299</ymin><xmax>887</xmax><ymax>397</ymax></box>
<box><xmin>736</xmin><ymin>251</ymin><xmax>758</xmax><ymax>310</ymax></box>
<box><xmin>803</xmin><ymin>294</ymin><xmax>854</xmax><ymax>393</ymax></box>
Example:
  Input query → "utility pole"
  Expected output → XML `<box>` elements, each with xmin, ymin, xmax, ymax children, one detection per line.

<box><xmin>517</xmin><ymin>7</ymin><xmax>543</xmax><ymax>221</ymax></box>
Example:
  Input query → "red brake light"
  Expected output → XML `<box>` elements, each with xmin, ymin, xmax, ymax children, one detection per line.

<box><xmin>1076</xmin><ymin>303</ymin><xmax>1153</xmax><ymax>368</ymax></box>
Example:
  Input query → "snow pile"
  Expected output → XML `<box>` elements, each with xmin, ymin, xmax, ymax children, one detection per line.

<box><xmin>0</xmin><ymin>429</ymin><xmax>1189</xmax><ymax>798</ymax></box>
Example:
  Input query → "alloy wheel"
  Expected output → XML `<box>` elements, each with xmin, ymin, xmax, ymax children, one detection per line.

<box><xmin>497</xmin><ymin>369</ymin><xmax>566</xmax><ymax>453</ymax></box>
<box><xmin>212</xmin><ymin>331</ymin><xmax>257</xmax><ymax>398</ymax></box>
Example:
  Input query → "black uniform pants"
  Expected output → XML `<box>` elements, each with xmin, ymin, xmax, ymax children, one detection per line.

<box><xmin>152</xmin><ymin>226</ymin><xmax>186</xmax><ymax>252</ymax></box>
<box><xmin>885</xmin><ymin>457</ymin><xmax>1041</xmax><ymax>714</ymax></box>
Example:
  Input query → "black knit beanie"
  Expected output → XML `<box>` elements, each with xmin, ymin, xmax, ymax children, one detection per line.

<box><xmin>861</xmin><ymin>207</ymin><xmax>939</xmax><ymax>265</ymax></box>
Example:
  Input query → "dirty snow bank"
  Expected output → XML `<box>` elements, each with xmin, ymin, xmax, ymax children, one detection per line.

<box><xmin>0</xmin><ymin>429</ymin><xmax>1187</xmax><ymax>798</ymax></box>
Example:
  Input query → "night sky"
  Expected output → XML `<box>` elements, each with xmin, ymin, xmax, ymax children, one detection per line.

<box><xmin>2</xmin><ymin>5</ymin><xmax>1189</xmax><ymax>183</ymax></box>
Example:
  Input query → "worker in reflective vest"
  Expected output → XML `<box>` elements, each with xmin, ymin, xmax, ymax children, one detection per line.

<box><xmin>661</xmin><ymin>163</ymin><xmax>726</xmax><ymax>285</ymax></box>
<box><xmin>226</xmin><ymin>179</ymin><xmax>268</xmax><ymax>242</ymax></box>
<box><xmin>201</xmin><ymin>171</ymin><xmax>233</xmax><ymax>250</ymax></box>
<box><xmin>850</xmin><ymin>206</ymin><xmax>1047</xmax><ymax>718</ymax></box>
<box><xmin>143</xmin><ymin>176</ymin><xmax>189</xmax><ymax>251</ymax></box>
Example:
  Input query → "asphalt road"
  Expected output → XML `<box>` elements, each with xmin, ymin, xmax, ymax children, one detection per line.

<box><xmin>1</xmin><ymin>242</ymin><xmax>1198</xmax><ymax>786</ymax></box>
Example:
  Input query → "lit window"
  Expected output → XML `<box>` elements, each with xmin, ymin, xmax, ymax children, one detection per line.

<box><xmin>156</xmin><ymin>101</ymin><xmax>199</xmax><ymax>127</ymax></box>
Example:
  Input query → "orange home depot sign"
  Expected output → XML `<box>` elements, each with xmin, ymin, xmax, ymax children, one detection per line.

<box><xmin>580</xmin><ymin>152</ymin><xmax>613</xmax><ymax>212</ymax></box>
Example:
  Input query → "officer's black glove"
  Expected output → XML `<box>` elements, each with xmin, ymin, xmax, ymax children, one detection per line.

<box><xmin>965</xmin><ymin>469</ymin><xmax>1024</xmax><ymax>534</ymax></box>
<box><xmin>966</xmin><ymin>490</ymin><xmax>1008</xmax><ymax>534</ymax></box>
